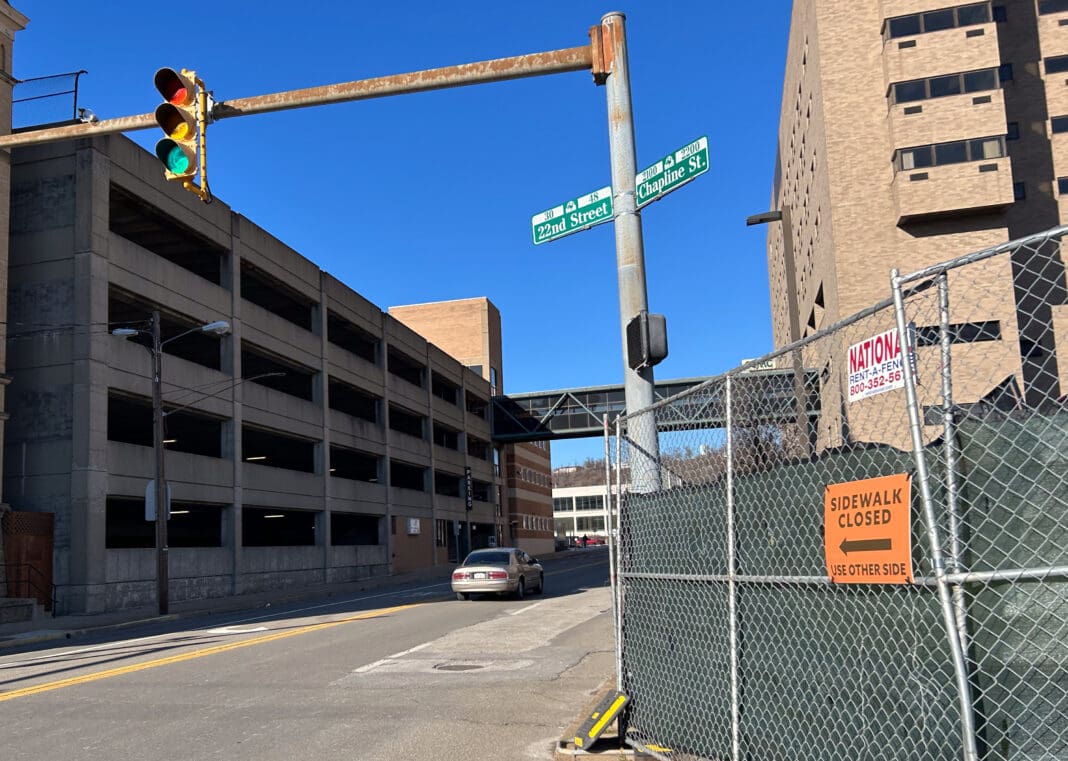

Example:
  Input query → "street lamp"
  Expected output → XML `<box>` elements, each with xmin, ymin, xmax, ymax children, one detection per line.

<box><xmin>112</xmin><ymin>309</ymin><xmax>230</xmax><ymax>615</ymax></box>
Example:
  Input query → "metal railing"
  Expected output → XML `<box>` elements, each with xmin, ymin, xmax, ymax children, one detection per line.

<box><xmin>2</xmin><ymin>562</ymin><xmax>55</xmax><ymax>614</ymax></box>
<box><xmin>612</xmin><ymin>226</ymin><xmax>1068</xmax><ymax>761</ymax></box>
<box><xmin>12</xmin><ymin>70</ymin><xmax>88</xmax><ymax>130</ymax></box>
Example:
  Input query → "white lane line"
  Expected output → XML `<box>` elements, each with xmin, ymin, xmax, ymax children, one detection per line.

<box><xmin>206</xmin><ymin>626</ymin><xmax>269</xmax><ymax>635</ymax></box>
<box><xmin>508</xmin><ymin>603</ymin><xmax>541</xmax><ymax>616</ymax></box>
<box><xmin>353</xmin><ymin>641</ymin><xmax>431</xmax><ymax>673</ymax></box>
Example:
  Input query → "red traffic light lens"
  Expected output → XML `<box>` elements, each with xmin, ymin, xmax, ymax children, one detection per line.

<box><xmin>154</xmin><ymin>68</ymin><xmax>195</xmax><ymax>106</ymax></box>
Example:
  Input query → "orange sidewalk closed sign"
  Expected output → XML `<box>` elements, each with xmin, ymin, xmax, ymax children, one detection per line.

<box><xmin>824</xmin><ymin>473</ymin><xmax>913</xmax><ymax>584</ymax></box>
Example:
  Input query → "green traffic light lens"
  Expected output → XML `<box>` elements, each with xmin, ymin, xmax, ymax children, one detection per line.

<box><xmin>155</xmin><ymin>139</ymin><xmax>193</xmax><ymax>176</ymax></box>
<box><xmin>165</xmin><ymin>145</ymin><xmax>191</xmax><ymax>174</ymax></box>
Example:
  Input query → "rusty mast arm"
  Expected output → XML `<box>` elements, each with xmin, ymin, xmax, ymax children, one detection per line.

<box><xmin>0</xmin><ymin>44</ymin><xmax>594</xmax><ymax>150</ymax></box>
<box><xmin>216</xmin><ymin>44</ymin><xmax>592</xmax><ymax>119</ymax></box>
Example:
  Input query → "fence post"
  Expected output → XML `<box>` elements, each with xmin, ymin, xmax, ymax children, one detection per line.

<box><xmin>938</xmin><ymin>273</ymin><xmax>972</xmax><ymax>655</ymax></box>
<box><xmin>605</xmin><ymin>414</ymin><xmax>622</xmax><ymax>693</ymax></box>
<box><xmin>891</xmin><ymin>269</ymin><xmax>979</xmax><ymax>761</ymax></box>
<box><xmin>725</xmin><ymin>376</ymin><xmax>741</xmax><ymax>761</ymax></box>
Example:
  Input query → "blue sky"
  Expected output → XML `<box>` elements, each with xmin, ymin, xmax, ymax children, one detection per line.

<box><xmin>13</xmin><ymin>1</ymin><xmax>793</xmax><ymax>466</ymax></box>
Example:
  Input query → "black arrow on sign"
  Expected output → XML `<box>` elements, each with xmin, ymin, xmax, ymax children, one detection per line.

<box><xmin>840</xmin><ymin>537</ymin><xmax>892</xmax><ymax>554</ymax></box>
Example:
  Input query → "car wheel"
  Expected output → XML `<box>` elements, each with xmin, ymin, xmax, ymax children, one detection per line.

<box><xmin>515</xmin><ymin>578</ymin><xmax>526</xmax><ymax>600</ymax></box>
<box><xmin>456</xmin><ymin>592</ymin><xmax>468</xmax><ymax>601</ymax></box>
<box><xmin>537</xmin><ymin>573</ymin><xmax>545</xmax><ymax>594</ymax></box>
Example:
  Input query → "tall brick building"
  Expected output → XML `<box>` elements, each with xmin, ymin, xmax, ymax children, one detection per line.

<box><xmin>762</xmin><ymin>0</ymin><xmax>1068</xmax><ymax>441</ymax></box>
<box><xmin>389</xmin><ymin>299</ymin><xmax>554</xmax><ymax>556</ymax></box>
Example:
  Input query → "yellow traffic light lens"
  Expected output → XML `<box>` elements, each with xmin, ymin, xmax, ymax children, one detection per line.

<box><xmin>154</xmin><ymin>103</ymin><xmax>196</xmax><ymax>141</ymax></box>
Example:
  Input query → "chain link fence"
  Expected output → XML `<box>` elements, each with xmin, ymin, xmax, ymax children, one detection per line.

<box><xmin>611</xmin><ymin>226</ymin><xmax>1068</xmax><ymax>760</ymax></box>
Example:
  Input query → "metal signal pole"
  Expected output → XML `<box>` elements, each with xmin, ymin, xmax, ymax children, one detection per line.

<box><xmin>600</xmin><ymin>12</ymin><xmax>661</xmax><ymax>493</ymax></box>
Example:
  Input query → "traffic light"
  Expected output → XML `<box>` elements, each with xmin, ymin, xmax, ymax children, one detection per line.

<box><xmin>153</xmin><ymin>67</ymin><xmax>210</xmax><ymax>201</ymax></box>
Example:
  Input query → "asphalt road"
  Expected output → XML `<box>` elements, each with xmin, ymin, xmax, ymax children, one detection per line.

<box><xmin>0</xmin><ymin>549</ymin><xmax>613</xmax><ymax>761</ymax></box>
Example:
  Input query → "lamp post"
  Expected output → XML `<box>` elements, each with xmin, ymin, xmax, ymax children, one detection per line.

<box><xmin>113</xmin><ymin>309</ymin><xmax>230</xmax><ymax>614</ymax></box>
<box><xmin>746</xmin><ymin>207</ymin><xmax>813</xmax><ymax>454</ymax></box>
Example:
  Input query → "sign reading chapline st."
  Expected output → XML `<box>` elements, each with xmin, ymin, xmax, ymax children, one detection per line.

<box><xmin>531</xmin><ymin>186</ymin><xmax>613</xmax><ymax>245</ymax></box>
<box><xmin>635</xmin><ymin>136</ymin><xmax>709</xmax><ymax>209</ymax></box>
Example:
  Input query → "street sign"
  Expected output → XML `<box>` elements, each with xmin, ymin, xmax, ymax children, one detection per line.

<box><xmin>531</xmin><ymin>186</ymin><xmax>613</xmax><ymax>245</ymax></box>
<box><xmin>824</xmin><ymin>473</ymin><xmax>913</xmax><ymax>584</ymax></box>
<box><xmin>635</xmin><ymin>136</ymin><xmax>709</xmax><ymax>209</ymax></box>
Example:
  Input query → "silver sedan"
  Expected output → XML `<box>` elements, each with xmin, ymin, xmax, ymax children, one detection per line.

<box><xmin>451</xmin><ymin>548</ymin><xmax>544</xmax><ymax>600</ymax></box>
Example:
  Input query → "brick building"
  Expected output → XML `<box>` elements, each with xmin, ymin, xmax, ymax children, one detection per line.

<box><xmin>761</xmin><ymin>0</ymin><xmax>1068</xmax><ymax>445</ymax></box>
<box><xmin>390</xmin><ymin>298</ymin><xmax>554</xmax><ymax>557</ymax></box>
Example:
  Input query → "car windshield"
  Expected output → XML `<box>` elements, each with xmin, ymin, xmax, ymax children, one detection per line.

<box><xmin>464</xmin><ymin>551</ymin><xmax>511</xmax><ymax>566</ymax></box>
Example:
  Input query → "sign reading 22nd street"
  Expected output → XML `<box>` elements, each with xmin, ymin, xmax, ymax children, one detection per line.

<box><xmin>635</xmin><ymin>136</ymin><xmax>709</xmax><ymax>209</ymax></box>
<box><xmin>531</xmin><ymin>186</ymin><xmax>613</xmax><ymax>246</ymax></box>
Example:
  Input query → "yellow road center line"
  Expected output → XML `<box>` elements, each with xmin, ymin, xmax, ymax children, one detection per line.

<box><xmin>0</xmin><ymin>603</ymin><xmax>417</xmax><ymax>703</ymax></box>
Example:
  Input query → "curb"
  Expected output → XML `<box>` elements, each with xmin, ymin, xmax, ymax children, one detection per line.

<box><xmin>0</xmin><ymin>614</ymin><xmax>180</xmax><ymax>650</ymax></box>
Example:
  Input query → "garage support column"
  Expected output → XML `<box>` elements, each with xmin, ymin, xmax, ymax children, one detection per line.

<box><xmin>380</xmin><ymin>315</ymin><xmax>394</xmax><ymax>572</ymax></box>
<box><xmin>318</xmin><ymin>274</ymin><xmax>332</xmax><ymax>580</ymax></box>
<box><xmin>228</xmin><ymin>212</ymin><xmax>244</xmax><ymax>596</ymax></box>
<box><xmin>70</xmin><ymin>143</ymin><xmax>111</xmax><ymax>613</ymax></box>
<box><xmin>425</xmin><ymin>344</ymin><xmax>440</xmax><ymax>567</ymax></box>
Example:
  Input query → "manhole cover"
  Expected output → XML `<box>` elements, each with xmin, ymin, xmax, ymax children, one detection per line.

<box><xmin>434</xmin><ymin>663</ymin><xmax>485</xmax><ymax>671</ymax></box>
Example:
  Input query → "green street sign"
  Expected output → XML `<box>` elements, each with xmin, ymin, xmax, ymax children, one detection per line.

<box><xmin>531</xmin><ymin>186</ymin><xmax>613</xmax><ymax>245</ymax></box>
<box><xmin>635</xmin><ymin>136</ymin><xmax>709</xmax><ymax>209</ymax></box>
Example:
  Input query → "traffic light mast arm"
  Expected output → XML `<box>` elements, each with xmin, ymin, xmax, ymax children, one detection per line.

<box><xmin>0</xmin><ymin>44</ymin><xmax>593</xmax><ymax>151</ymax></box>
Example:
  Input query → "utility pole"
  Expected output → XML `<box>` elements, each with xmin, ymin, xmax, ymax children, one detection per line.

<box><xmin>601</xmin><ymin>12</ymin><xmax>661</xmax><ymax>493</ymax></box>
<box><xmin>151</xmin><ymin>309</ymin><xmax>169</xmax><ymax>615</ymax></box>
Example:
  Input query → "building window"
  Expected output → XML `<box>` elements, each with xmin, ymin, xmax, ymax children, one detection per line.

<box><xmin>893</xmin><ymin>80</ymin><xmax>927</xmax><ymax>103</ymax></box>
<box><xmin>890</xmin><ymin>67</ymin><xmax>1000</xmax><ymax>105</ymax></box>
<box><xmin>997</xmin><ymin>63</ymin><xmax>1013</xmax><ymax>83</ymax></box>
<box><xmin>1006</xmin><ymin>122</ymin><xmax>1020</xmax><ymax>140</ymax></box>
<box><xmin>963</xmin><ymin>69</ymin><xmax>997</xmax><ymax>92</ymax></box>
<box><xmin>896</xmin><ymin>136</ymin><xmax>1004</xmax><ymax>171</ymax></box>
<box><xmin>1039</xmin><ymin>0</ymin><xmax>1068</xmax><ymax>14</ymax></box>
<box><xmin>992</xmin><ymin>5</ymin><xmax>1007</xmax><ymax>21</ymax></box>
<box><xmin>1045</xmin><ymin>55</ymin><xmax>1068</xmax><ymax>74</ymax></box>
<box><xmin>887</xmin><ymin>15</ymin><xmax>921</xmax><ymax>37</ymax></box>
<box><xmin>885</xmin><ymin>3</ymin><xmax>991</xmax><ymax>39</ymax></box>
<box><xmin>1058</xmin><ymin>177</ymin><xmax>1068</xmax><ymax>195</ymax></box>
<box><xmin>914</xmin><ymin>321</ymin><xmax>1002</xmax><ymax>346</ymax></box>
<box><xmin>575</xmin><ymin>495</ymin><xmax>605</xmax><ymax>512</ymax></box>
<box><xmin>929</xmin><ymin>74</ymin><xmax>963</xmax><ymax>98</ymax></box>
<box><xmin>1053</xmin><ymin>116</ymin><xmax>1068</xmax><ymax>134</ymax></box>
<box><xmin>1013</xmin><ymin>182</ymin><xmax>1026</xmax><ymax>200</ymax></box>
